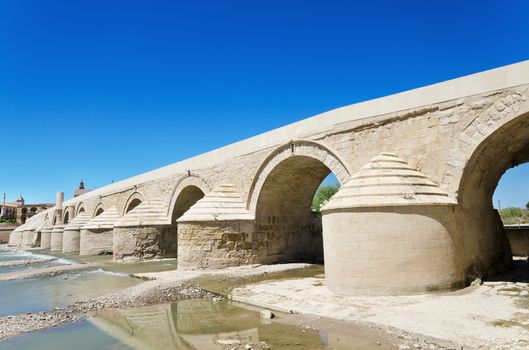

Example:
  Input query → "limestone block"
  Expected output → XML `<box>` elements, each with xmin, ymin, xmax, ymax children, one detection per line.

<box><xmin>40</xmin><ymin>227</ymin><xmax>53</xmax><ymax>249</ymax></box>
<box><xmin>80</xmin><ymin>228</ymin><xmax>114</xmax><ymax>256</ymax></box>
<box><xmin>62</xmin><ymin>212</ymin><xmax>92</xmax><ymax>253</ymax></box>
<box><xmin>7</xmin><ymin>228</ymin><xmax>23</xmax><ymax>247</ymax></box>
<box><xmin>50</xmin><ymin>225</ymin><xmax>65</xmax><ymax>252</ymax></box>
<box><xmin>505</xmin><ymin>226</ymin><xmax>529</xmax><ymax>256</ymax></box>
<box><xmin>21</xmin><ymin>230</ymin><xmax>36</xmax><ymax>248</ymax></box>
<box><xmin>177</xmin><ymin>221</ymin><xmax>256</xmax><ymax>270</ymax></box>
<box><xmin>113</xmin><ymin>226</ymin><xmax>175</xmax><ymax>261</ymax></box>
<box><xmin>62</xmin><ymin>228</ymin><xmax>81</xmax><ymax>253</ymax></box>
<box><xmin>322</xmin><ymin>153</ymin><xmax>463</xmax><ymax>295</ymax></box>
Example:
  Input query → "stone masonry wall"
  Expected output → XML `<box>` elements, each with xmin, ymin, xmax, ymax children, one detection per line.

<box><xmin>178</xmin><ymin>221</ymin><xmax>257</xmax><ymax>270</ymax></box>
<box><xmin>113</xmin><ymin>226</ymin><xmax>176</xmax><ymax>261</ymax></box>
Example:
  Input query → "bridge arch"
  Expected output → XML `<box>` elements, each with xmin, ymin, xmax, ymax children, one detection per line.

<box><xmin>167</xmin><ymin>174</ymin><xmax>210</xmax><ymax>221</ymax></box>
<box><xmin>63</xmin><ymin>209</ymin><xmax>70</xmax><ymax>224</ymax></box>
<box><xmin>123</xmin><ymin>192</ymin><xmax>144</xmax><ymax>215</ymax></box>
<box><xmin>94</xmin><ymin>203</ymin><xmax>105</xmax><ymax>218</ymax></box>
<box><xmin>247</xmin><ymin>140</ymin><xmax>351</xmax><ymax>214</ymax></box>
<box><xmin>456</xmin><ymin>109</ymin><xmax>529</xmax><ymax>280</ymax></box>
<box><xmin>76</xmin><ymin>202</ymin><xmax>86</xmax><ymax>215</ymax></box>
<box><xmin>52</xmin><ymin>212</ymin><xmax>60</xmax><ymax>225</ymax></box>
<box><xmin>248</xmin><ymin>140</ymin><xmax>351</xmax><ymax>264</ymax></box>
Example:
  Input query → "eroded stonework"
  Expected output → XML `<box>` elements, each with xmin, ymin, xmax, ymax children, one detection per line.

<box><xmin>12</xmin><ymin>60</ymin><xmax>529</xmax><ymax>295</ymax></box>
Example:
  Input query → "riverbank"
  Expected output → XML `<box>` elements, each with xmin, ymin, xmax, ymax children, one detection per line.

<box><xmin>1</xmin><ymin>244</ymin><xmax>527</xmax><ymax>349</ymax></box>
<box><xmin>229</xmin><ymin>259</ymin><xmax>529</xmax><ymax>350</ymax></box>
<box><xmin>0</xmin><ymin>278</ymin><xmax>213</xmax><ymax>340</ymax></box>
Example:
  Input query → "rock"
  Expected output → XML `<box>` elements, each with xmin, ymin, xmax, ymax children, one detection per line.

<box><xmin>260</xmin><ymin>309</ymin><xmax>274</xmax><ymax>319</ymax></box>
<box><xmin>398</xmin><ymin>345</ymin><xmax>411</xmax><ymax>350</ymax></box>
<box><xmin>470</xmin><ymin>278</ymin><xmax>482</xmax><ymax>286</ymax></box>
<box><xmin>245</xmin><ymin>344</ymin><xmax>253</xmax><ymax>350</ymax></box>
<box><xmin>216</xmin><ymin>339</ymin><xmax>240</xmax><ymax>345</ymax></box>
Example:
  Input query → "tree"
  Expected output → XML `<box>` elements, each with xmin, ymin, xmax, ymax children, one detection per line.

<box><xmin>526</xmin><ymin>201</ymin><xmax>529</xmax><ymax>210</ymax></box>
<box><xmin>312</xmin><ymin>183</ymin><xmax>340</xmax><ymax>213</ymax></box>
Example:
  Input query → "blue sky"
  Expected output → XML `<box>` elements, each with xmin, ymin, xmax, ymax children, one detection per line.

<box><xmin>0</xmin><ymin>0</ymin><xmax>528</xmax><ymax>207</ymax></box>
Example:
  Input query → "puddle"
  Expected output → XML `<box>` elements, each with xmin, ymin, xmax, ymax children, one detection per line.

<box><xmin>1</xmin><ymin>299</ymin><xmax>396</xmax><ymax>349</ymax></box>
<box><xmin>0</xmin><ymin>269</ymin><xmax>141</xmax><ymax>316</ymax></box>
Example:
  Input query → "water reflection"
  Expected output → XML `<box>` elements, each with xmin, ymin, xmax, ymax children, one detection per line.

<box><xmin>91</xmin><ymin>299</ymin><xmax>395</xmax><ymax>350</ymax></box>
<box><xmin>0</xmin><ymin>299</ymin><xmax>396</xmax><ymax>350</ymax></box>
<box><xmin>92</xmin><ymin>299</ymin><xmax>325</xmax><ymax>350</ymax></box>
<box><xmin>0</xmin><ymin>270</ymin><xmax>141</xmax><ymax>316</ymax></box>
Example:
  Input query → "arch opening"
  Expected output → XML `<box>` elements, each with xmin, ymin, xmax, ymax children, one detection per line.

<box><xmin>125</xmin><ymin>198</ymin><xmax>142</xmax><ymax>214</ymax></box>
<box><xmin>457</xmin><ymin>111</ymin><xmax>529</xmax><ymax>281</ymax></box>
<box><xmin>171</xmin><ymin>185</ymin><xmax>205</xmax><ymax>223</ymax></box>
<box><xmin>63</xmin><ymin>211</ymin><xmax>70</xmax><ymax>224</ymax></box>
<box><xmin>95</xmin><ymin>207</ymin><xmax>104</xmax><ymax>217</ymax></box>
<box><xmin>493</xmin><ymin>163</ymin><xmax>529</xmax><ymax>260</ymax></box>
<box><xmin>255</xmin><ymin>155</ymin><xmax>341</xmax><ymax>264</ymax></box>
<box><xmin>169</xmin><ymin>185</ymin><xmax>206</xmax><ymax>261</ymax></box>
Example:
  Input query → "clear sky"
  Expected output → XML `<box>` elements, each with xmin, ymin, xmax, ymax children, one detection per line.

<box><xmin>0</xmin><ymin>0</ymin><xmax>528</xmax><ymax>207</ymax></box>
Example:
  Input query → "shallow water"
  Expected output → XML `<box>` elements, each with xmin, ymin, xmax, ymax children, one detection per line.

<box><xmin>1</xmin><ymin>299</ymin><xmax>396</xmax><ymax>350</ymax></box>
<box><xmin>46</xmin><ymin>250</ymin><xmax>178</xmax><ymax>274</ymax></box>
<box><xmin>0</xmin><ymin>269</ymin><xmax>141</xmax><ymax>316</ymax></box>
<box><xmin>0</xmin><ymin>321</ymin><xmax>132</xmax><ymax>350</ymax></box>
<box><xmin>0</xmin><ymin>260</ymin><xmax>66</xmax><ymax>274</ymax></box>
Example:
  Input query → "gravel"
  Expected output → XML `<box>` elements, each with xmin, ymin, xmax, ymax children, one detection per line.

<box><xmin>0</xmin><ymin>279</ymin><xmax>215</xmax><ymax>340</ymax></box>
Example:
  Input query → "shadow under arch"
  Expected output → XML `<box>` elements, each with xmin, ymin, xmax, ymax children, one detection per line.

<box><xmin>456</xmin><ymin>110</ymin><xmax>529</xmax><ymax>281</ymax></box>
<box><xmin>76</xmin><ymin>202</ymin><xmax>86</xmax><ymax>215</ymax></box>
<box><xmin>166</xmin><ymin>173</ymin><xmax>210</xmax><ymax>220</ymax></box>
<box><xmin>123</xmin><ymin>191</ymin><xmax>144</xmax><ymax>215</ymax></box>
<box><xmin>247</xmin><ymin>140</ymin><xmax>351</xmax><ymax>264</ymax></box>
<box><xmin>94</xmin><ymin>203</ymin><xmax>105</xmax><ymax>218</ymax></box>
<box><xmin>63</xmin><ymin>210</ymin><xmax>70</xmax><ymax>224</ymax></box>
<box><xmin>247</xmin><ymin>140</ymin><xmax>351</xmax><ymax>214</ymax></box>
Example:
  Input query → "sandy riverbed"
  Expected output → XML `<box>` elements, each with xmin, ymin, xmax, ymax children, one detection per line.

<box><xmin>230</xmin><ymin>260</ymin><xmax>529</xmax><ymax>350</ymax></box>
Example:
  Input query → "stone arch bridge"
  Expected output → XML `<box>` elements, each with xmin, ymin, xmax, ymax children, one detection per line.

<box><xmin>10</xmin><ymin>60</ymin><xmax>529</xmax><ymax>295</ymax></box>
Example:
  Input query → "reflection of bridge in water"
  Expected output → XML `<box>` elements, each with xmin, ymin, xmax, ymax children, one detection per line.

<box><xmin>90</xmin><ymin>300</ymin><xmax>276</xmax><ymax>350</ymax></box>
<box><xmin>89</xmin><ymin>299</ymin><xmax>397</xmax><ymax>350</ymax></box>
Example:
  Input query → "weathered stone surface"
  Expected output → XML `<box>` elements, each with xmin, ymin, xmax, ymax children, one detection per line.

<box><xmin>178</xmin><ymin>221</ymin><xmax>257</xmax><ymax>270</ymax></box>
<box><xmin>63</xmin><ymin>212</ymin><xmax>92</xmax><ymax>253</ymax></box>
<box><xmin>12</xmin><ymin>60</ymin><xmax>529</xmax><ymax>294</ymax></box>
<box><xmin>322</xmin><ymin>154</ymin><xmax>462</xmax><ymax>295</ymax></box>
<box><xmin>80</xmin><ymin>206</ymin><xmax>120</xmax><ymax>256</ymax></box>
<box><xmin>40</xmin><ymin>227</ymin><xmax>53</xmax><ymax>250</ymax></box>
<box><xmin>113</xmin><ymin>226</ymin><xmax>175</xmax><ymax>261</ymax></box>
<box><xmin>50</xmin><ymin>225</ymin><xmax>65</xmax><ymax>252</ymax></box>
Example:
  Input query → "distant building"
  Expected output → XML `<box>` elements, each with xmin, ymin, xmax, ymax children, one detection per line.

<box><xmin>0</xmin><ymin>195</ymin><xmax>54</xmax><ymax>224</ymax></box>
<box><xmin>74</xmin><ymin>180</ymin><xmax>92</xmax><ymax>197</ymax></box>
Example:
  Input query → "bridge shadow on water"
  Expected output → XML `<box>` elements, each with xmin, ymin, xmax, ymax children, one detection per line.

<box><xmin>485</xmin><ymin>257</ymin><xmax>529</xmax><ymax>284</ymax></box>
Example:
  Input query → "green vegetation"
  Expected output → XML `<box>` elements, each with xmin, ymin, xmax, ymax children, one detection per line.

<box><xmin>499</xmin><ymin>206</ymin><xmax>529</xmax><ymax>225</ymax></box>
<box><xmin>0</xmin><ymin>218</ymin><xmax>16</xmax><ymax>224</ymax></box>
<box><xmin>312</xmin><ymin>183</ymin><xmax>340</xmax><ymax>213</ymax></box>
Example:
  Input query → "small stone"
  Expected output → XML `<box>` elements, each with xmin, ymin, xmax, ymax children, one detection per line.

<box><xmin>470</xmin><ymin>278</ymin><xmax>482</xmax><ymax>287</ymax></box>
<box><xmin>215</xmin><ymin>339</ymin><xmax>240</xmax><ymax>345</ymax></box>
<box><xmin>245</xmin><ymin>344</ymin><xmax>253</xmax><ymax>350</ymax></box>
<box><xmin>398</xmin><ymin>345</ymin><xmax>411</xmax><ymax>350</ymax></box>
<box><xmin>260</xmin><ymin>310</ymin><xmax>274</xmax><ymax>319</ymax></box>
